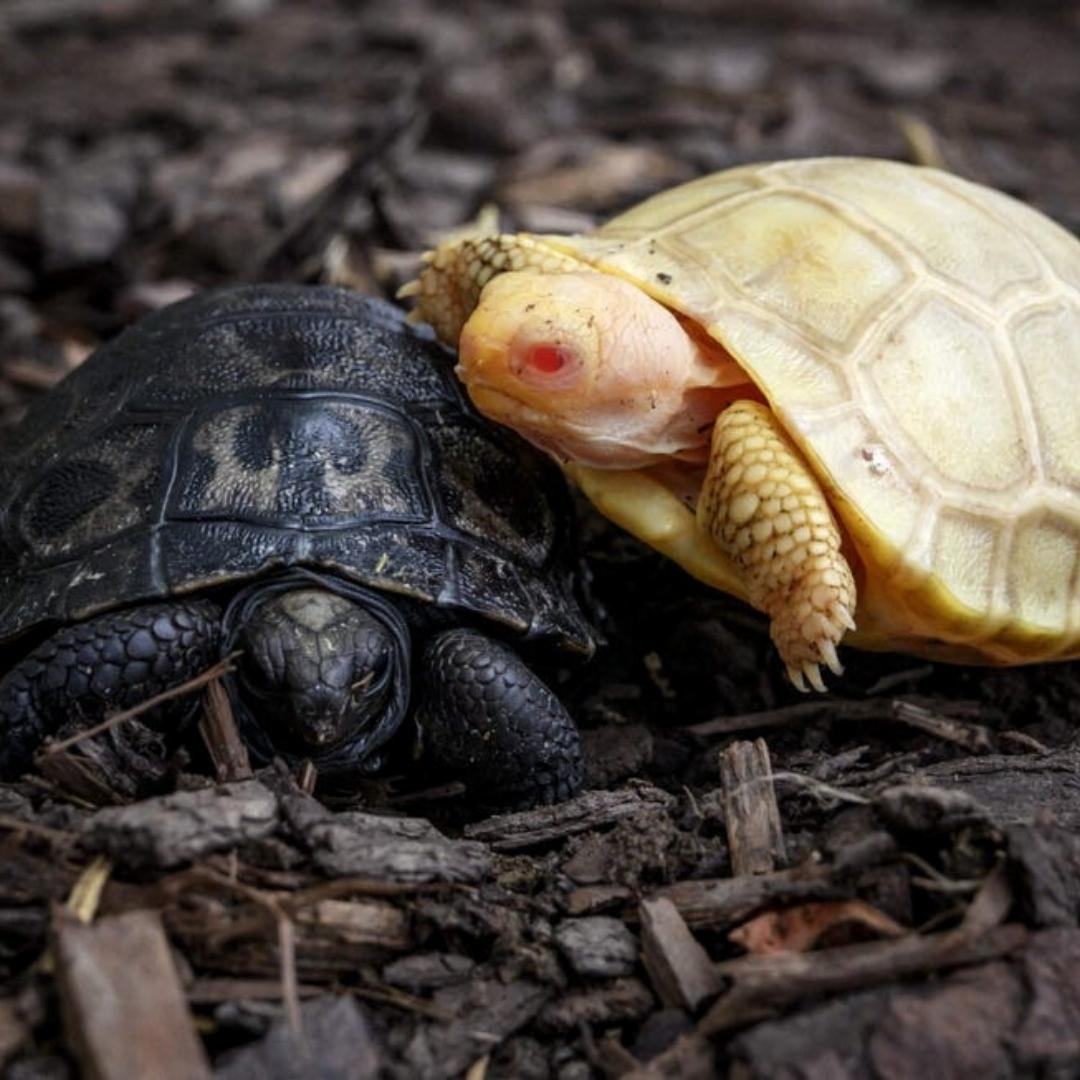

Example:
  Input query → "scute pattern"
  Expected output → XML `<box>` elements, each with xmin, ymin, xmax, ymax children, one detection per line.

<box><xmin>1009</xmin><ymin>515</ymin><xmax>1079</xmax><ymax>633</ymax></box>
<box><xmin>16</xmin><ymin>422</ymin><xmax>166</xmax><ymax>559</ymax></box>
<box><xmin>1012</xmin><ymin>303</ymin><xmax>1080</xmax><ymax>493</ymax></box>
<box><xmin>792</xmin><ymin>159</ymin><xmax>1045</xmax><ymax>304</ymax></box>
<box><xmin>680</xmin><ymin>192</ymin><xmax>908</xmax><ymax>349</ymax></box>
<box><xmin>865</xmin><ymin>296</ymin><xmax>1030</xmax><ymax>491</ymax></box>
<box><xmin>568</xmin><ymin>157</ymin><xmax>1080</xmax><ymax>654</ymax></box>
<box><xmin>0</xmin><ymin>287</ymin><xmax>592</xmax><ymax>655</ymax></box>
<box><xmin>178</xmin><ymin>401</ymin><xmax>421</xmax><ymax>524</ymax></box>
<box><xmin>425</xmin><ymin>416</ymin><xmax>558</xmax><ymax>565</ymax></box>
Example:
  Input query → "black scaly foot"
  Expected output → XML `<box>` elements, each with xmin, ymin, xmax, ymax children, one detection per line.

<box><xmin>0</xmin><ymin>599</ymin><xmax>222</xmax><ymax>779</ymax></box>
<box><xmin>416</xmin><ymin>628</ymin><xmax>584</xmax><ymax>809</ymax></box>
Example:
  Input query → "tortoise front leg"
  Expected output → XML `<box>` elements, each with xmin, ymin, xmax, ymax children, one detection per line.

<box><xmin>415</xmin><ymin>628</ymin><xmax>584</xmax><ymax>809</ymax></box>
<box><xmin>0</xmin><ymin>599</ymin><xmax>222</xmax><ymax>779</ymax></box>
<box><xmin>698</xmin><ymin>400</ymin><xmax>858</xmax><ymax>692</ymax></box>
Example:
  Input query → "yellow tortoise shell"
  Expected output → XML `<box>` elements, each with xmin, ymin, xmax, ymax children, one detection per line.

<box><xmin>544</xmin><ymin>158</ymin><xmax>1080</xmax><ymax>664</ymax></box>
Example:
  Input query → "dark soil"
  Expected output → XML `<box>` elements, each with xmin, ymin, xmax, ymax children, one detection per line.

<box><xmin>2</xmin><ymin>2</ymin><xmax>1080</xmax><ymax>1077</ymax></box>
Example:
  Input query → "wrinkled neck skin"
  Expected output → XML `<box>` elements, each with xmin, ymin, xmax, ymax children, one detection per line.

<box><xmin>456</xmin><ymin>269</ymin><xmax>751</xmax><ymax>470</ymax></box>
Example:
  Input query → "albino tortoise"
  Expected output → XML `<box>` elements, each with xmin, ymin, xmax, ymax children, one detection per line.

<box><xmin>404</xmin><ymin>156</ymin><xmax>1080</xmax><ymax>690</ymax></box>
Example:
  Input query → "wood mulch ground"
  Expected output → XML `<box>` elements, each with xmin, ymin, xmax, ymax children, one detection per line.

<box><xmin>2</xmin><ymin>2</ymin><xmax>1080</xmax><ymax>1076</ymax></box>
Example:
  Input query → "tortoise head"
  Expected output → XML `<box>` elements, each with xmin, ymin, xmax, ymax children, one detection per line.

<box><xmin>455</xmin><ymin>269</ymin><xmax>734</xmax><ymax>469</ymax></box>
<box><xmin>237</xmin><ymin>587</ymin><xmax>407</xmax><ymax>758</ymax></box>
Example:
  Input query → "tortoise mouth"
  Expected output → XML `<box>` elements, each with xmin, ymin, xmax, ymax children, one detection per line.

<box><xmin>466</xmin><ymin>384</ymin><xmax>572</xmax><ymax>461</ymax></box>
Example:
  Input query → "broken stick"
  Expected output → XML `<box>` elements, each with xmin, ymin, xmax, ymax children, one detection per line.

<box><xmin>720</xmin><ymin>739</ymin><xmax>787</xmax><ymax>875</ymax></box>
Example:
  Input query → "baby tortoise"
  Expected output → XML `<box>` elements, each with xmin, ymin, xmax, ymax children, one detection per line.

<box><xmin>406</xmin><ymin>156</ymin><xmax>1080</xmax><ymax>690</ymax></box>
<box><xmin>0</xmin><ymin>286</ymin><xmax>594</xmax><ymax>806</ymax></box>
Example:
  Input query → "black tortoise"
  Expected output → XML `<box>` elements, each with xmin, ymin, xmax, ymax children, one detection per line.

<box><xmin>0</xmin><ymin>286</ymin><xmax>595</xmax><ymax>807</ymax></box>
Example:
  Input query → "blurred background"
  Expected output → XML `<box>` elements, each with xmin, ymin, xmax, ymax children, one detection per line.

<box><xmin>2</xmin><ymin>0</ymin><xmax>1079</xmax><ymax>430</ymax></box>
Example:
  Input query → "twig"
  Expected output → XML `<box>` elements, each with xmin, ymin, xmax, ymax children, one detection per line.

<box><xmin>184</xmin><ymin>865</ymin><xmax>303</xmax><ymax>1038</ymax></box>
<box><xmin>347</xmin><ymin>985</ymin><xmax>454</xmax><ymax>1022</ymax></box>
<box><xmin>700</xmin><ymin>923</ymin><xmax>1027</xmax><ymax>1034</ymax></box>
<box><xmin>688</xmin><ymin>700</ymin><xmax>832</xmax><ymax>737</ymax></box>
<box><xmin>198</xmin><ymin>678</ymin><xmax>252</xmax><ymax>782</ymax></box>
<box><xmin>768</xmin><ymin>771</ymin><xmax>871</xmax><ymax>807</ymax></box>
<box><xmin>689</xmin><ymin>697</ymin><xmax>997</xmax><ymax>752</ymax></box>
<box><xmin>720</xmin><ymin>740</ymin><xmax>787</xmax><ymax>874</ymax></box>
<box><xmin>998</xmin><ymin>730</ymin><xmax>1050</xmax><ymax>754</ymax></box>
<box><xmin>41</xmin><ymin>654</ymin><xmax>239</xmax><ymax>757</ymax></box>
<box><xmin>278</xmin><ymin>915</ymin><xmax>302</xmax><ymax>1039</ymax></box>
<box><xmin>863</xmin><ymin>666</ymin><xmax>935</xmax><ymax>695</ymax></box>
<box><xmin>0</xmin><ymin>813</ymin><xmax>77</xmax><ymax>843</ymax></box>
<box><xmin>901</xmin><ymin>852</ymin><xmax>983</xmax><ymax>895</ymax></box>
<box><xmin>889</xmin><ymin>701</ymin><xmax>993</xmax><ymax>753</ymax></box>
<box><xmin>296</xmin><ymin>760</ymin><xmax>317</xmax><ymax>795</ymax></box>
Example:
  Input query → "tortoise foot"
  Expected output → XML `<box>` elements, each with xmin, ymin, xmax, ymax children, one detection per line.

<box><xmin>0</xmin><ymin>600</ymin><xmax>221</xmax><ymax>779</ymax></box>
<box><xmin>699</xmin><ymin>400</ymin><xmax>857</xmax><ymax>692</ymax></box>
<box><xmin>416</xmin><ymin>628</ymin><xmax>584</xmax><ymax>808</ymax></box>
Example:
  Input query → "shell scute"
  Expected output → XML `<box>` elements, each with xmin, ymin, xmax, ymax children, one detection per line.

<box><xmin>789</xmin><ymin>158</ymin><xmax>1047</xmax><ymax>305</ymax></box>
<box><xmin>1012</xmin><ymin>302</ymin><xmax>1080</xmax><ymax>495</ymax></box>
<box><xmin>862</xmin><ymin>295</ymin><xmax>1030</xmax><ymax>491</ymax></box>
<box><xmin>668</xmin><ymin>191</ymin><xmax>910</xmax><ymax>351</ymax></box>
<box><xmin>1008</xmin><ymin>514</ymin><xmax>1080</xmax><ymax>635</ymax></box>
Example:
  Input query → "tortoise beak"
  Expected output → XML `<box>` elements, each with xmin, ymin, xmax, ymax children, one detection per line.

<box><xmin>291</xmin><ymin>697</ymin><xmax>352</xmax><ymax>748</ymax></box>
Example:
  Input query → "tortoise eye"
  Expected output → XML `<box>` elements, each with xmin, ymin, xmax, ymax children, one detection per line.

<box><xmin>525</xmin><ymin>344</ymin><xmax>571</xmax><ymax>374</ymax></box>
<box><xmin>509</xmin><ymin>341</ymin><xmax>582</xmax><ymax>388</ymax></box>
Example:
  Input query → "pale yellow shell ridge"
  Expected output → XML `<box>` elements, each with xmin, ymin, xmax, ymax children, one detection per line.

<box><xmin>546</xmin><ymin>157</ymin><xmax>1080</xmax><ymax>663</ymax></box>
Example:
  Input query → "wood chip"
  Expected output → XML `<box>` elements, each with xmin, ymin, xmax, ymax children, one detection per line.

<box><xmin>83</xmin><ymin>779</ymin><xmax>279</xmax><ymax>870</ymax></box>
<box><xmin>537</xmin><ymin>978</ymin><xmax>653</xmax><ymax>1033</ymax></box>
<box><xmin>54</xmin><ymin>909</ymin><xmax>211</xmax><ymax>1080</ymax></box>
<box><xmin>639</xmin><ymin>897</ymin><xmax>719</xmax><ymax>1012</ymax></box>
<box><xmin>564</xmin><ymin>884</ymin><xmax>634</xmax><ymax>916</ymax></box>
<box><xmin>463</xmin><ymin>784</ymin><xmax>674</xmax><ymax>853</ymax></box>
<box><xmin>382</xmin><ymin>953</ymin><xmax>476</xmax><ymax>994</ymax></box>
<box><xmin>873</xmin><ymin>784</ymin><xmax>990</xmax><ymax>834</ymax></box>
<box><xmin>621</xmin><ymin>1032</ymin><xmax>716</xmax><ymax>1080</ymax></box>
<box><xmin>198</xmin><ymin>679</ymin><xmax>253</xmax><ymax>783</ymax></box>
<box><xmin>653</xmin><ymin>865</ymin><xmax>842</xmax><ymax>929</ymax></box>
<box><xmin>700</xmin><ymin>923</ymin><xmax>1028</xmax><ymax>1034</ymax></box>
<box><xmin>295</xmin><ymin>898</ymin><xmax>412</xmax><ymax>951</ymax></box>
<box><xmin>187</xmin><ymin>978</ymin><xmax>323</xmax><ymax>1004</ymax></box>
<box><xmin>282</xmin><ymin>792</ymin><xmax>490</xmax><ymax>883</ymax></box>
<box><xmin>720</xmin><ymin>739</ymin><xmax>787</xmax><ymax>875</ymax></box>
<box><xmin>553</xmin><ymin>916</ymin><xmax>639</xmax><ymax>978</ymax></box>
<box><xmin>402</xmin><ymin>979</ymin><xmax>551</xmax><ymax>1080</ymax></box>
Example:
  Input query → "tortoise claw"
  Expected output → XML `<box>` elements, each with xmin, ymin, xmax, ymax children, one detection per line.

<box><xmin>803</xmin><ymin>660</ymin><xmax>828</xmax><ymax>693</ymax></box>
<box><xmin>834</xmin><ymin>605</ymin><xmax>858</xmax><ymax>634</ymax></box>
<box><xmin>786</xmin><ymin>664</ymin><xmax>809</xmax><ymax>693</ymax></box>
<box><xmin>819</xmin><ymin>639</ymin><xmax>843</xmax><ymax>677</ymax></box>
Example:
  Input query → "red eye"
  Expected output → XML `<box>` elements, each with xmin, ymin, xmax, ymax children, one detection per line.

<box><xmin>525</xmin><ymin>344</ymin><xmax>571</xmax><ymax>374</ymax></box>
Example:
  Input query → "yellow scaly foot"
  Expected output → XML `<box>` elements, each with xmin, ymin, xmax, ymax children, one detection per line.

<box><xmin>698</xmin><ymin>401</ymin><xmax>857</xmax><ymax>692</ymax></box>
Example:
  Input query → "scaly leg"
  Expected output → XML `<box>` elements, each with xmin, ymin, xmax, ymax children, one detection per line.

<box><xmin>697</xmin><ymin>401</ymin><xmax>857</xmax><ymax>692</ymax></box>
<box><xmin>0</xmin><ymin>600</ymin><xmax>222</xmax><ymax>778</ymax></box>
<box><xmin>415</xmin><ymin>628</ymin><xmax>584</xmax><ymax>808</ymax></box>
